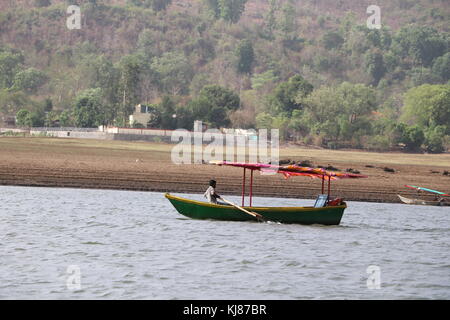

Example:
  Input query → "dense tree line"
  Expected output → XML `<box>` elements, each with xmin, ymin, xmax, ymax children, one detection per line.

<box><xmin>0</xmin><ymin>0</ymin><xmax>449</xmax><ymax>152</ymax></box>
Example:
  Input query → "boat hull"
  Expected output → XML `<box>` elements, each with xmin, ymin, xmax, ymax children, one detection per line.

<box><xmin>165</xmin><ymin>194</ymin><xmax>347</xmax><ymax>225</ymax></box>
<box><xmin>398</xmin><ymin>195</ymin><xmax>450</xmax><ymax>206</ymax></box>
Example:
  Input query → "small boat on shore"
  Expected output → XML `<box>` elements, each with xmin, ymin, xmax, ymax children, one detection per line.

<box><xmin>398</xmin><ymin>185</ymin><xmax>450</xmax><ymax>207</ymax></box>
<box><xmin>397</xmin><ymin>195</ymin><xmax>450</xmax><ymax>206</ymax></box>
<box><xmin>166</xmin><ymin>161</ymin><xmax>367</xmax><ymax>225</ymax></box>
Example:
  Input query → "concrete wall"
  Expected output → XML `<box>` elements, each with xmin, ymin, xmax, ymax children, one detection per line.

<box><xmin>37</xmin><ymin>130</ymin><xmax>113</xmax><ymax>140</ymax></box>
<box><xmin>2</xmin><ymin>127</ymin><xmax>254</xmax><ymax>146</ymax></box>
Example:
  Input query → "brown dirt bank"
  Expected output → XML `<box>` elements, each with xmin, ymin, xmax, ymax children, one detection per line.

<box><xmin>1</xmin><ymin>137</ymin><xmax>449</xmax><ymax>204</ymax></box>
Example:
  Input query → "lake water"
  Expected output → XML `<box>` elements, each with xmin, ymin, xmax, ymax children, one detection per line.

<box><xmin>0</xmin><ymin>186</ymin><xmax>449</xmax><ymax>300</ymax></box>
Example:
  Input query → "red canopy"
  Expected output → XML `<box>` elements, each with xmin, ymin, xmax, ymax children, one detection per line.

<box><xmin>210</xmin><ymin>161</ymin><xmax>368</xmax><ymax>180</ymax></box>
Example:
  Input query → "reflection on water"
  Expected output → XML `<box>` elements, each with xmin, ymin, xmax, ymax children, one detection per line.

<box><xmin>0</xmin><ymin>186</ymin><xmax>449</xmax><ymax>299</ymax></box>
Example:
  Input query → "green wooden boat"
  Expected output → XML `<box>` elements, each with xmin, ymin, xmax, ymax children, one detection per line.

<box><xmin>165</xmin><ymin>161</ymin><xmax>367</xmax><ymax>225</ymax></box>
<box><xmin>165</xmin><ymin>193</ymin><xmax>347</xmax><ymax>225</ymax></box>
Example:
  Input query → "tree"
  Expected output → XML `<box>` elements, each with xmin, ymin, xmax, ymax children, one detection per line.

<box><xmin>151</xmin><ymin>51</ymin><xmax>193</xmax><ymax>95</ymax></box>
<box><xmin>82</xmin><ymin>55</ymin><xmax>120</xmax><ymax>123</ymax></box>
<box><xmin>15</xmin><ymin>108</ymin><xmax>44</xmax><ymax>127</ymax></box>
<box><xmin>128</xmin><ymin>0</ymin><xmax>172</xmax><ymax>11</ymax></box>
<box><xmin>365</xmin><ymin>50</ymin><xmax>386</xmax><ymax>85</ymax></box>
<box><xmin>16</xmin><ymin>109</ymin><xmax>30</xmax><ymax>127</ymax></box>
<box><xmin>0</xmin><ymin>50</ymin><xmax>24</xmax><ymax>89</ymax></box>
<box><xmin>432</xmin><ymin>52</ymin><xmax>450</xmax><ymax>82</ymax></box>
<box><xmin>150</xmin><ymin>0</ymin><xmax>172</xmax><ymax>11</ymax></box>
<box><xmin>189</xmin><ymin>85</ymin><xmax>240</xmax><ymax>128</ymax></box>
<box><xmin>158</xmin><ymin>96</ymin><xmax>177</xmax><ymax>129</ymax></box>
<box><xmin>279</xmin><ymin>2</ymin><xmax>296</xmax><ymax>40</ymax></box>
<box><xmin>269</xmin><ymin>75</ymin><xmax>313</xmax><ymax>115</ymax></box>
<box><xmin>0</xmin><ymin>89</ymin><xmax>30</xmax><ymax>114</ymax></box>
<box><xmin>425</xmin><ymin>125</ymin><xmax>446</xmax><ymax>153</ymax></box>
<box><xmin>73</xmin><ymin>88</ymin><xmax>104</xmax><ymax>128</ymax></box>
<box><xmin>251</xmin><ymin>70</ymin><xmax>278</xmax><ymax>90</ymax></box>
<box><xmin>337</xmin><ymin>82</ymin><xmax>377</xmax><ymax>120</ymax></box>
<box><xmin>401</xmin><ymin>125</ymin><xmax>425</xmax><ymax>151</ymax></box>
<box><xmin>235</xmin><ymin>39</ymin><xmax>254</xmax><ymax>74</ymax></box>
<box><xmin>301</xmin><ymin>83</ymin><xmax>376</xmax><ymax>144</ymax></box>
<box><xmin>205</xmin><ymin>0</ymin><xmax>248</xmax><ymax>23</ymax></box>
<box><xmin>204</xmin><ymin>0</ymin><xmax>220</xmax><ymax>18</ymax></box>
<box><xmin>392</xmin><ymin>26</ymin><xmax>448</xmax><ymax>67</ymax></box>
<box><xmin>402</xmin><ymin>84</ymin><xmax>450</xmax><ymax>131</ymax></box>
<box><xmin>218</xmin><ymin>0</ymin><xmax>248</xmax><ymax>23</ymax></box>
<box><xmin>321</xmin><ymin>32</ymin><xmax>344</xmax><ymax>50</ymax></box>
<box><xmin>12</xmin><ymin>68</ymin><xmax>48</xmax><ymax>94</ymax></box>
<box><xmin>59</xmin><ymin>110</ymin><xmax>72</xmax><ymax>127</ymax></box>
<box><xmin>262</xmin><ymin>0</ymin><xmax>278</xmax><ymax>39</ymax></box>
<box><xmin>199</xmin><ymin>85</ymin><xmax>240</xmax><ymax>111</ymax></box>
<box><xmin>255</xmin><ymin>112</ymin><xmax>274</xmax><ymax>130</ymax></box>
<box><xmin>34</xmin><ymin>0</ymin><xmax>51</xmax><ymax>7</ymax></box>
<box><xmin>137</xmin><ymin>29</ymin><xmax>156</xmax><ymax>59</ymax></box>
<box><xmin>118</xmin><ymin>55</ymin><xmax>142</xmax><ymax>120</ymax></box>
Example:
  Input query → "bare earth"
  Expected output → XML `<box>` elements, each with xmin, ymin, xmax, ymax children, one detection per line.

<box><xmin>1</xmin><ymin>137</ymin><xmax>449</xmax><ymax>203</ymax></box>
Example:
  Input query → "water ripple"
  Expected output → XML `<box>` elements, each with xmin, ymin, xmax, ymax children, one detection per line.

<box><xmin>0</xmin><ymin>187</ymin><xmax>449</xmax><ymax>299</ymax></box>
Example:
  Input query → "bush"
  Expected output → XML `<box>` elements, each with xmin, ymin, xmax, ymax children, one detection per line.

<box><xmin>425</xmin><ymin>126</ymin><xmax>446</xmax><ymax>153</ymax></box>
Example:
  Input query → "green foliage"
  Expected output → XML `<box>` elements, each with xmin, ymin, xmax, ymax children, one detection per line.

<box><xmin>204</xmin><ymin>0</ymin><xmax>248</xmax><ymax>23</ymax></box>
<box><xmin>118</xmin><ymin>54</ymin><xmax>142</xmax><ymax>118</ymax></box>
<box><xmin>392</xmin><ymin>25</ymin><xmax>448</xmax><ymax>67</ymax></box>
<box><xmin>219</xmin><ymin>0</ymin><xmax>248</xmax><ymax>23</ymax></box>
<box><xmin>12</xmin><ymin>68</ymin><xmax>48</xmax><ymax>94</ymax></box>
<box><xmin>338</xmin><ymin>82</ymin><xmax>377</xmax><ymax>118</ymax></box>
<box><xmin>279</xmin><ymin>2</ymin><xmax>296</xmax><ymax>40</ymax></box>
<box><xmin>151</xmin><ymin>52</ymin><xmax>193</xmax><ymax>95</ymax></box>
<box><xmin>432</xmin><ymin>52</ymin><xmax>450</xmax><ymax>82</ymax></box>
<box><xmin>16</xmin><ymin>108</ymin><xmax>44</xmax><ymax>127</ymax></box>
<box><xmin>1</xmin><ymin>1</ymin><xmax>449</xmax><ymax>152</ymax></box>
<box><xmin>0</xmin><ymin>50</ymin><xmax>24</xmax><ymax>89</ymax></box>
<box><xmin>59</xmin><ymin>110</ymin><xmax>72</xmax><ymax>127</ymax></box>
<box><xmin>199</xmin><ymin>85</ymin><xmax>240</xmax><ymax>111</ymax></box>
<box><xmin>16</xmin><ymin>109</ymin><xmax>30</xmax><ymax>127</ymax></box>
<box><xmin>251</xmin><ymin>70</ymin><xmax>278</xmax><ymax>90</ymax></box>
<box><xmin>235</xmin><ymin>39</ymin><xmax>254</xmax><ymax>74</ymax></box>
<box><xmin>268</xmin><ymin>75</ymin><xmax>313</xmax><ymax>115</ymax></box>
<box><xmin>73</xmin><ymin>88</ymin><xmax>104</xmax><ymax>128</ymax></box>
<box><xmin>402</xmin><ymin>84</ymin><xmax>450</xmax><ymax>130</ymax></box>
<box><xmin>157</xmin><ymin>96</ymin><xmax>177</xmax><ymax>129</ymax></box>
<box><xmin>34</xmin><ymin>0</ymin><xmax>52</xmax><ymax>8</ymax></box>
<box><xmin>425</xmin><ymin>125</ymin><xmax>446</xmax><ymax>153</ymax></box>
<box><xmin>401</xmin><ymin>125</ymin><xmax>425</xmax><ymax>151</ymax></box>
<box><xmin>300</xmin><ymin>83</ymin><xmax>376</xmax><ymax>145</ymax></box>
<box><xmin>321</xmin><ymin>32</ymin><xmax>344</xmax><ymax>50</ymax></box>
<box><xmin>0</xmin><ymin>89</ymin><xmax>30</xmax><ymax>114</ymax></box>
<box><xmin>128</xmin><ymin>0</ymin><xmax>172</xmax><ymax>11</ymax></box>
<box><xmin>365</xmin><ymin>50</ymin><xmax>386</xmax><ymax>85</ymax></box>
<box><xmin>189</xmin><ymin>85</ymin><xmax>240</xmax><ymax>128</ymax></box>
<box><xmin>255</xmin><ymin>112</ymin><xmax>274</xmax><ymax>129</ymax></box>
<box><xmin>145</xmin><ymin>104</ymin><xmax>161</xmax><ymax>128</ymax></box>
<box><xmin>262</xmin><ymin>0</ymin><xmax>278</xmax><ymax>39</ymax></box>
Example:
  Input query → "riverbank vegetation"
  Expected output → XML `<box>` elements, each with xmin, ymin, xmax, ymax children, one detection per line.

<box><xmin>0</xmin><ymin>0</ymin><xmax>449</xmax><ymax>152</ymax></box>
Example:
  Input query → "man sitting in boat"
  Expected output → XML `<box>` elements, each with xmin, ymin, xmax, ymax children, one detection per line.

<box><xmin>204</xmin><ymin>180</ymin><xmax>226</xmax><ymax>205</ymax></box>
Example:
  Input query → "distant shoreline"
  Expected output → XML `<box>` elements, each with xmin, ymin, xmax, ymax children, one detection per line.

<box><xmin>1</xmin><ymin>137</ymin><xmax>449</xmax><ymax>205</ymax></box>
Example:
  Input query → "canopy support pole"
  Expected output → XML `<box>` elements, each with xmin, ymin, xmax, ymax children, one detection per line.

<box><xmin>321</xmin><ymin>175</ymin><xmax>325</xmax><ymax>194</ymax></box>
<box><xmin>327</xmin><ymin>176</ymin><xmax>331</xmax><ymax>201</ymax></box>
<box><xmin>242</xmin><ymin>168</ymin><xmax>246</xmax><ymax>207</ymax></box>
<box><xmin>250</xmin><ymin>169</ymin><xmax>254</xmax><ymax>207</ymax></box>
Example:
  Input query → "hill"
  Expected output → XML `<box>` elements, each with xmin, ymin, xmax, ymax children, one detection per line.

<box><xmin>0</xmin><ymin>0</ymin><xmax>449</xmax><ymax>152</ymax></box>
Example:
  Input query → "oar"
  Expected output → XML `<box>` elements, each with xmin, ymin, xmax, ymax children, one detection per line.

<box><xmin>220</xmin><ymin>197</ymin><xmax>265</xmax><ymax>222</ymax></box>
